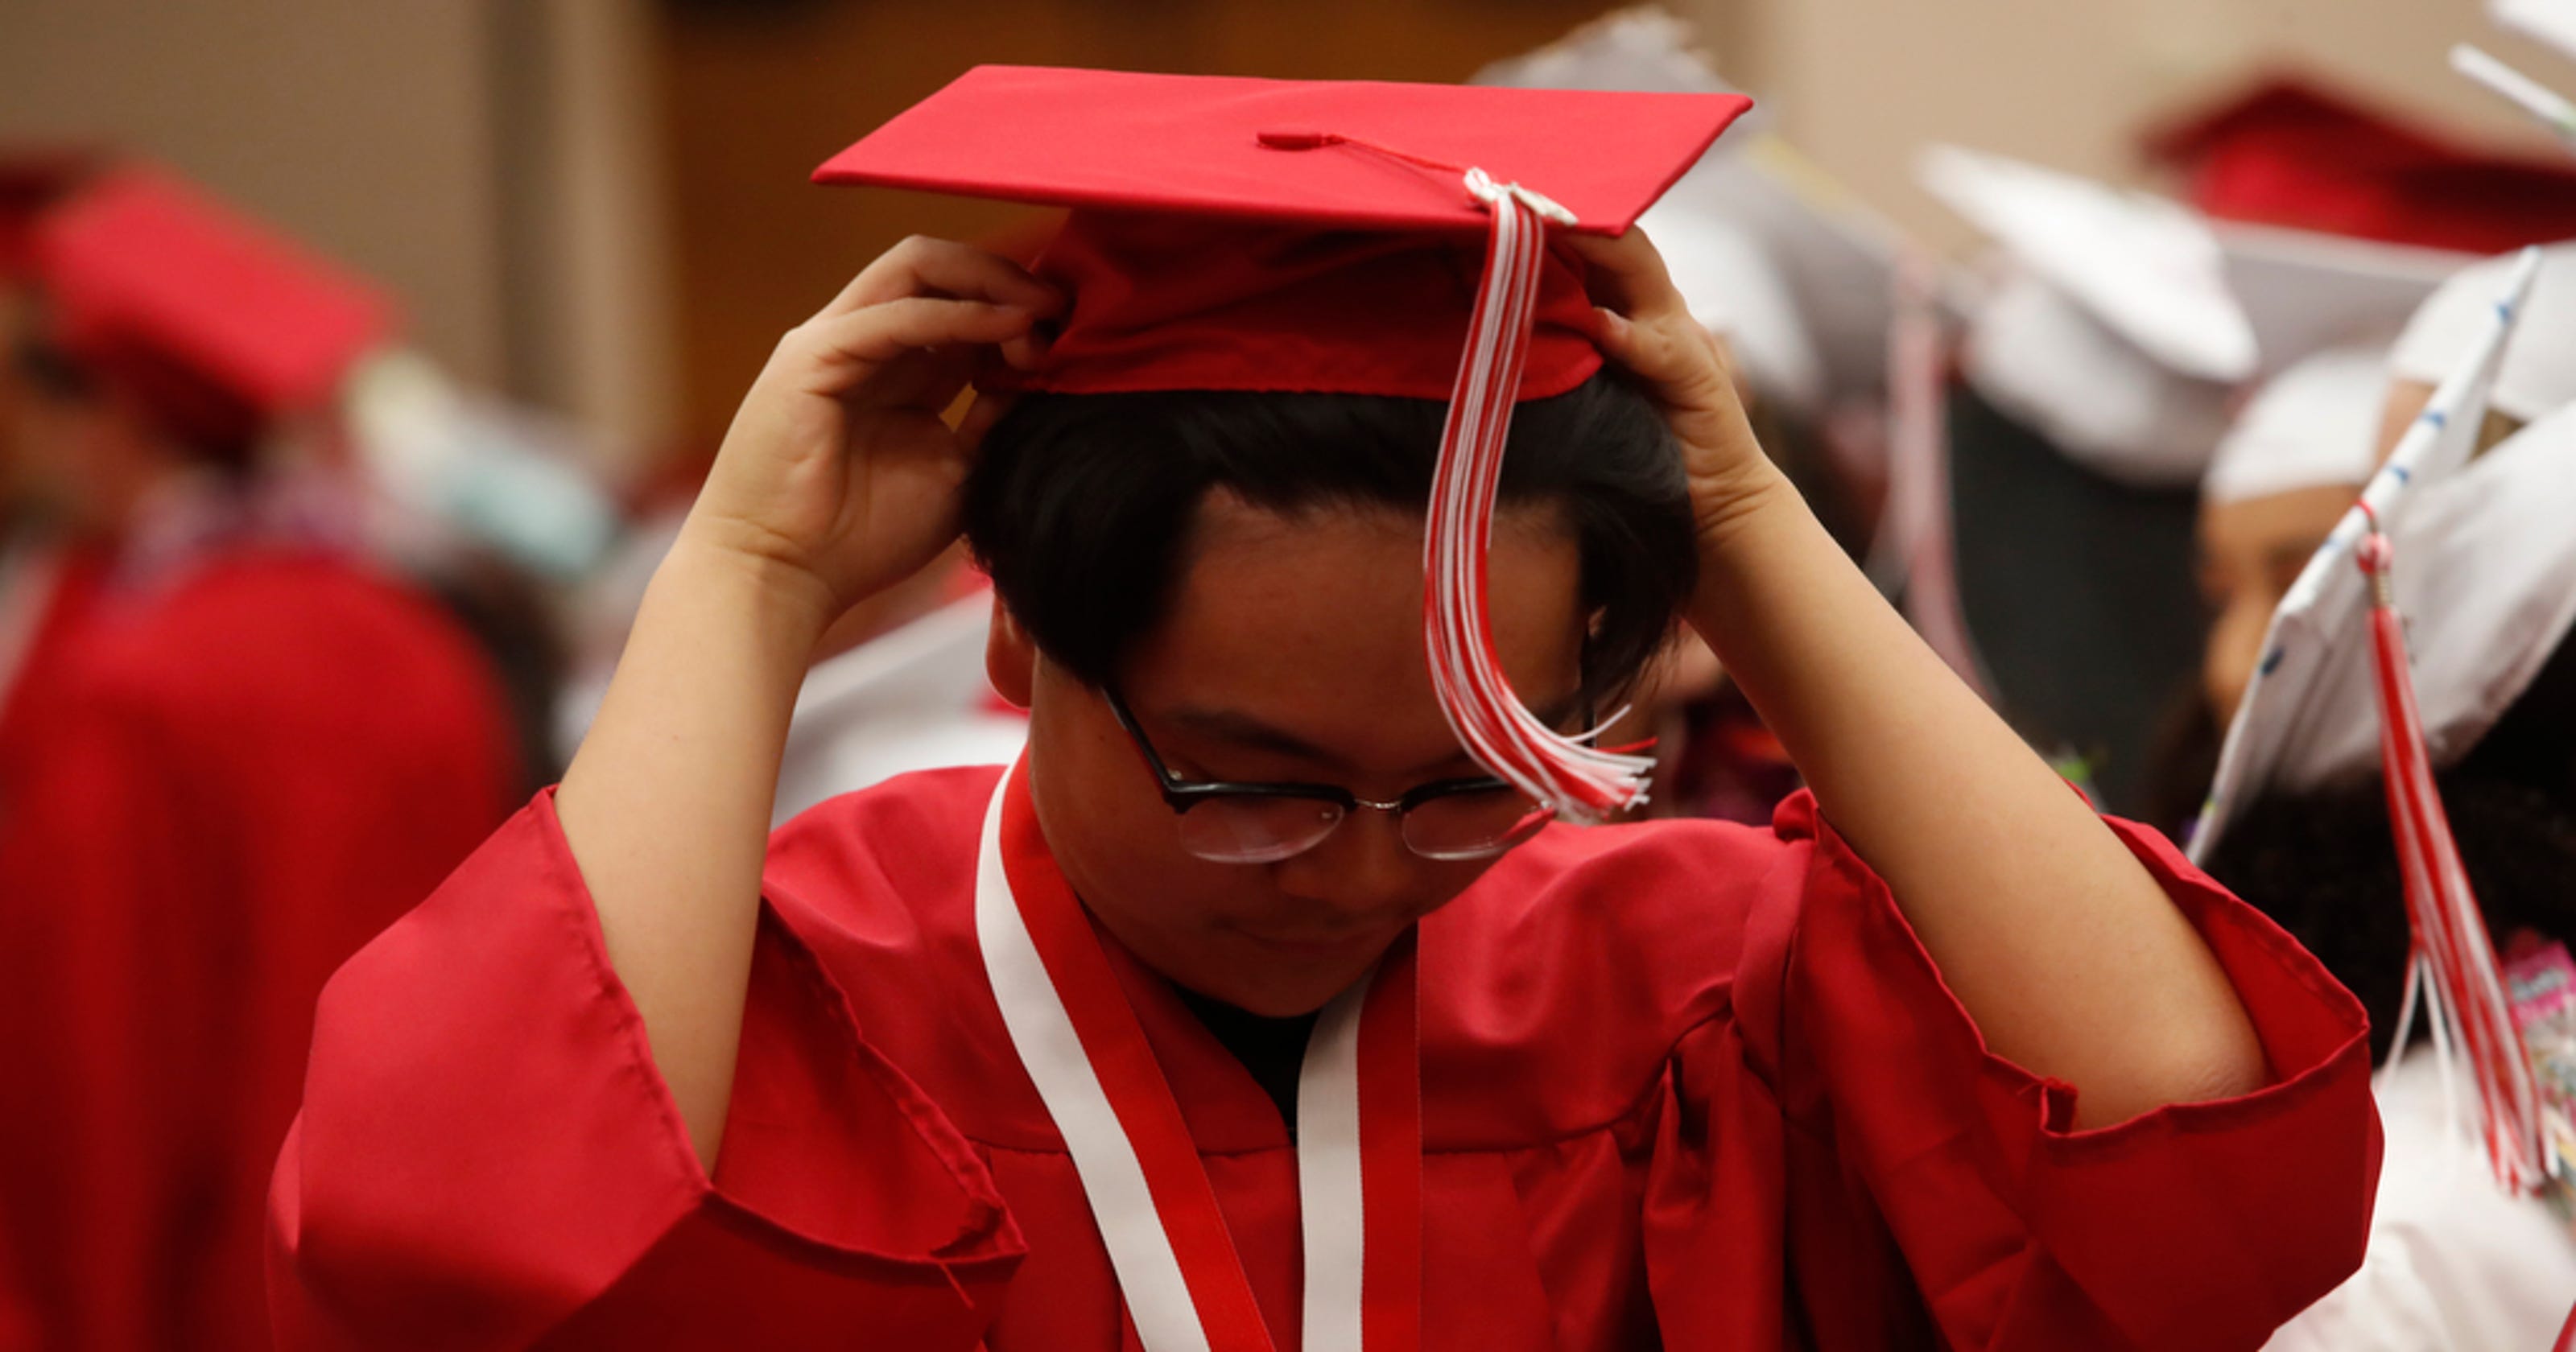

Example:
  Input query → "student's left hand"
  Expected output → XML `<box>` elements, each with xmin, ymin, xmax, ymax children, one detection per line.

<box><xmin>1567</xmin><ymin>228</ymin><xmax>1792</xmax><ymax>554</ymax></box>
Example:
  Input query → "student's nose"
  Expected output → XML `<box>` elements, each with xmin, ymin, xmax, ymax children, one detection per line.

<box><xmin>1271</xmin><ymin>802</ymin><xmax>1430</xmax><ymax>923</ymax></box>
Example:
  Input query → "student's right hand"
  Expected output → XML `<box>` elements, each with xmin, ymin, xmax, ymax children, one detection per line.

<box><xmin>678</xmin><ymin>236</ymin><xmax>1062</xmax><ymax>639</ymax></box>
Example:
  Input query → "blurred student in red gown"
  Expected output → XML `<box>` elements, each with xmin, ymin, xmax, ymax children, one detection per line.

<box><xmin>0</xmin><ymin>142</ymin><xmax>102</xmax><ymax>1352</ymax></box>
<box><xmin>270</xmin><ymin>70</ymin><xmax>2377</xmax><ymax>1352</ymax></box>
<box><xmin>0</xmin><ymin>165</ymin><xmax>518</xmax><ymax>1351</ymax></box>
<box><xmin>0</xmin><ymin>150</ymin><xmax>106</xmax><ymax>811</ymax></box>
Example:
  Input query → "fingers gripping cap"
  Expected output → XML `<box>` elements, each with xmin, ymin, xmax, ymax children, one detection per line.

<box><xmin>815</xmin><ymin>66</ymin><xmax>1750</xmax><ymax>818</ymax></box>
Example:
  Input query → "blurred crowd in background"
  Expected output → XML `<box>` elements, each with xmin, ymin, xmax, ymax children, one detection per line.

<box><xmin>10</xmin><ymin>0</ymin><xmax>2576</xmax><ymax>1347</ymax></box>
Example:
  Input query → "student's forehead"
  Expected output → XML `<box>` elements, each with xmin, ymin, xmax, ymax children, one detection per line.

<box><xmin>1162</xmin><ymin>521</ymin><xmax>1580</xmax><ymax>660</ymax></box>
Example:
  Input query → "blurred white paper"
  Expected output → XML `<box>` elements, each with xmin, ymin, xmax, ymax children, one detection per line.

<box><xmin>2452</xmin><ymin>43</ymin><xmax>2576</xmax><ymax>154</ymax></box>
<box><xmin>1920</xmin><ymin>144</ymin><xmax>2256</xmax><ymax>382</ymax></box>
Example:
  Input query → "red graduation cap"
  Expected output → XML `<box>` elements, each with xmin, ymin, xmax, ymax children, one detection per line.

<box><xmin>815</xmin><ymin>65</ymin><xmax>1743</xmax><ymax>402</ymax></box>
<box><xmin>817</xmin><ymin>66</ymin><xmax>1748</xmax><ymax>817</ymax></box>
<box><xmin>30</xmin><ymin>167</ymin><xmax>393</xmax><ymax>449</ymax></box>
<box><xmin>2144</xmin><ymin>74</ymin><xmax>2576</xmax><ymax>254</ymax></box>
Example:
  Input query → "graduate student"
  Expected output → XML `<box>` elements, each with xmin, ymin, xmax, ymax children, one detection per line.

<box><xmin>270</xmin><ymin>70</ymin><xmax>2376</xmax><ymax>1350</ymax></box>
<box><xmin>0</xmin><ymin>168</ymin><xmax>518</xmax><ymax>1351</ymax></box>
<box><xmin>2192</xmin><ymin>387</ymin><xmax>2576</xmax><ymax>1352</ymax></box>
<box><xmin>2145</xmin><ymin>244</ymin><xmax>2576</xmax><ymax>827</ymax></box>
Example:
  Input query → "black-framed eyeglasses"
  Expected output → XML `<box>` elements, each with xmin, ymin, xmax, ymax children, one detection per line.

<box><xmin>1104</xmin><ymin>685</ymin><xmax>1560</xmax><ymax>865</ymax></box>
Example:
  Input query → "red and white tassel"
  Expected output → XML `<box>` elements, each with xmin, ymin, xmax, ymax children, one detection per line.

<box><xmin>1422</xmin><ymin>169</ymin><xmax>1655</xmax><ymax>823</ymax></box>
<box><xmin>2358</xmin><ymin>515</ymin><xmax>2549</xmax><ymax>1193</ymax></box>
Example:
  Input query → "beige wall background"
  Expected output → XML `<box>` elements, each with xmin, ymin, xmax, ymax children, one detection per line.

<box><xmin>1707</xmin><ymin>0</ymin><xmax>2576</xmax><ymax>250</ymax></box>
<box><xmin>0</xmin><ymin>0</ymin><xmax>514</xmax><ymax>385</ymax></box>
<box><xmin>0</xmin><ymin>0</ymin><xmax>678</xmax><ymax>451</ymax></box>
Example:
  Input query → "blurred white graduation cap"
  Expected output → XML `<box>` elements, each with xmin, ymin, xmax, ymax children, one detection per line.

<box><xmin>1926</xmin><ymin>146</ymin><xmax>2467</xmax><ymax>487</ymax></box>
<box><xmin>2390</xmin><ymin>241</ymin><xmax>2576</xmax><ymax>424</ymax></box>
<box><xmin>1474</xmin><ymin>8</ymin><xmax>1905</xmax><ymax>416</ymax></box>
<box><xmin>2193</xmin><ymin>252</ymin><xmax>2553</xmax><ymax>860</ymax></box>
<box><xmin>1924</xmin><ymin>145</ymin><xmax>2254</xmax><ymax>381</ymax></box>
<box><xmin>2219</xmin><ymin>223</ymin><xmax>2473</xmax><ymax>374</ymax></box>
<box><xmin>2201</xmin><ymin>236</ymin><xmax>2470</xmax><ymax>511</ymax></box>
<box><xmin>2202</xmin><ymin>344</ymin><xmax>2391</xmax><ymax>505</ymax></box>
<box><xmin>1922</xmin><ymin>145</ymin><xmax>2248</xmax><ymax>487</ymax></box>
<box><xmin>1953</xmin><ymin>269</ymin><xmax>2237</xmax><ymax>488</ymax></box>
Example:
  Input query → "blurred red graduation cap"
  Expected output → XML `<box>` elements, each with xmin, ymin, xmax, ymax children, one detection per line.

<box><xmin>2145</xmin><ymin>73</ymin><xmax>2576</xmax><ymax>254</ymax></box>
<box><xmin>29</xmin><ymin>166</ymin><xmax>394</xmax><ymax>449</ymax></box>
<box><xmin>0</xmin><ymin>147</ymin><xmax>101</xmax><ymax>281</ymax></box>
<box><xmin>814</xmin><ymin>64</ymin><xmax>1749</xmax><ymax>818</ymax></box>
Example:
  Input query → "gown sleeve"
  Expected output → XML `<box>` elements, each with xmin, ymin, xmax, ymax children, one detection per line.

<box><xmin>1647</xmin><ymin>790</ymin><xmax>2380</xmax><ymax>1352</ymax></box>
<box><xmin>266</xmin><ymin>790</ymin><xmax>1025</xmax><ymax>1351</ymax></box>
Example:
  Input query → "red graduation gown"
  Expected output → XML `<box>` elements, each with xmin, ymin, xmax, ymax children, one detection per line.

<box><xmin>0</xmin><ymin>542</ymin><xmax>102</xmax><ymax>767</ymax></box>
<box><xmin>0</xmin><ymin>552</ymin><xmax>518</xmax><ymax>1352</ymax></box>
<box><xmin>271</xmin><ymin>765</ymin><xmax>2377</xmax><ymax>1350</ymax></box>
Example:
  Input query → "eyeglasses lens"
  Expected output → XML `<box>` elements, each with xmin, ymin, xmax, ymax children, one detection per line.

<box><xmin>1400</xmin><ymin>787</ymin><xmax>1553</xmax><ymax>861</ymax></box>
<box><xmin>1174</xmin><ymin>796</ymin><xmax>1347</xmax><ymax>864</ymax></box>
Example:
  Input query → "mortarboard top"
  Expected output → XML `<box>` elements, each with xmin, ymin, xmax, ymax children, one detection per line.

<box><xmin>2202</xmin><ymin>345</ymin><xmax>2390</xmax><ymax>506</ymax></box>
<box><xmin>2193</xmin><ymin>250</ymin><xmax>2541</xmax><ymax>862</ymax></box>
<box><xmin>2215</xmin><ymin>222</ymin><xmax>2473</xmax><ymax>374</ymax></box>
<box><xmin>31</xmin><ymin>167</ymin><xmax>392</xmax><ymax>443</ymax></box>
<box><xmin>1920</xmin><ymin>143</ymin><xmax>2255</xmax><ymax>383</ymax></box>
<box><xmin>814</xmin><ymin>64</ymin><xmax>1748</xmax><ymax>403</ymax></box>
<box><xmin>2392</xmin><ymin>243</ymin><xmax>2576</xmax><ymax>424</ymax></box>
<box><xmin>2144</xmin><ymin>74</ymin><xmax>2576</xmax><ymax>255</ymax></box>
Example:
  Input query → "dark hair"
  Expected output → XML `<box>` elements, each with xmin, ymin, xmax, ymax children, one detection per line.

<box><xmin>14</xmin><ymin>326</ymin><xmax>262</xmax><ymax>468</ymax></box>
<box><xmin>2202</xmin><ymin>626</ymin><xmax>2576</xmax><ymax>1061</ymax></box>
<box><xmin>961</xmin><ymin>370</ymin><xmax>1697</xmax><ymax>711</ymax></box>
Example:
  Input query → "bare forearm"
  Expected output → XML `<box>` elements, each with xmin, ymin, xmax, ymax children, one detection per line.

<box><xmin>1690</xmin><ymin>474</ymin><xmax>2264</xmax><ymax>1125</ymax></box>
<box><xmin>555</xmin><ymin>531</ymin><xmax>830</xmax><ymax>1168</ymax></box>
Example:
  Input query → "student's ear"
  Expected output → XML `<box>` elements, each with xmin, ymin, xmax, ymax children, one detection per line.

<box><xmin>985</xmin><ymin>598</ymin><xmax>1036</xmax><ymax>709</ymax></box>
